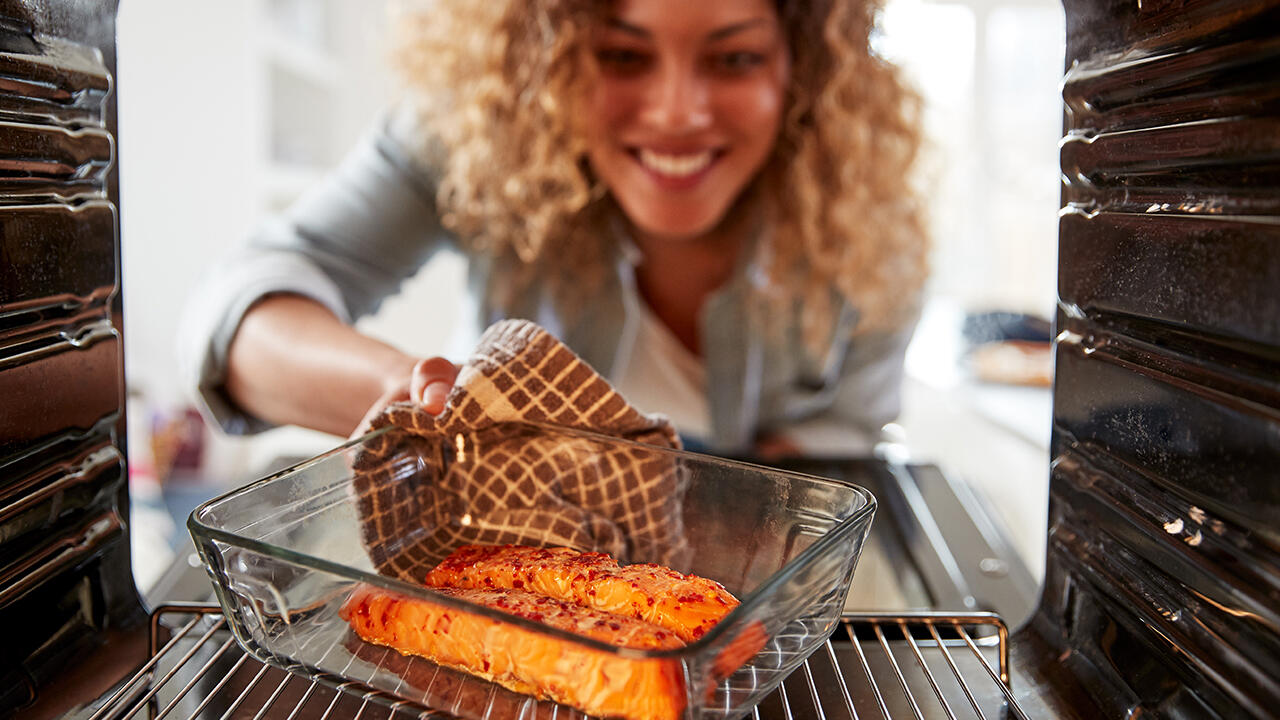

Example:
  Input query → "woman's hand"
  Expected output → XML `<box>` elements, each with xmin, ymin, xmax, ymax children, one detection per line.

<box><xmin>352</xmin><ymin>356</ymin><xmax>460</xmax><ymax>439</ymax></box>
<box><xmin>409</xmin><ymin>356</ymin><xmax>460</xmax><ymax>414</ymax></box>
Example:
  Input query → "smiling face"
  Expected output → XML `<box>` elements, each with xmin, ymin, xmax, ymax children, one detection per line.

<box><xmin>583</xmin><ymin>0</ymin><xmax>790</xmax><ymax>243</ymax></box>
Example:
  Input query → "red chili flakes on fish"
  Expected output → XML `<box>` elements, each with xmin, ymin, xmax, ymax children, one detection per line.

<box><xmin>424</xmin><ymin>545</ymin><xmax>745</xmax><ymax>644</ymax></box>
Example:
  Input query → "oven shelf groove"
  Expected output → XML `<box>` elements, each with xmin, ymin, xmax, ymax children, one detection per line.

<box><xmin>89</xmin><ymin>606</ymin><xmax>1026</xmax><ymax>720</ymax></box>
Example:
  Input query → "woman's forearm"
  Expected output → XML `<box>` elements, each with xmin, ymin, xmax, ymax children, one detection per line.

<box><xmin>224</xmin><ymin>294</ymin><xmax>418</xmax><ymax>436</ymax></box>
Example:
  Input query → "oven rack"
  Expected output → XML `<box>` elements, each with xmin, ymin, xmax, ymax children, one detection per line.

<box><xmin>86</xmin><ymin>604</ymin><xmax>1028</xmax><ymax>720</ymax></box>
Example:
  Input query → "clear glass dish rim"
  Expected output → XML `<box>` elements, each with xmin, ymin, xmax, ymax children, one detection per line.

<box><xmin>188</xmin><ymin>421</ymin><xmax>877</xmax><ymax>660</ymax></box>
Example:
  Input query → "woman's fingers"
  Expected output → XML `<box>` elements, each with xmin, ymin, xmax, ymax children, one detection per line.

<box><xmin>410</xmin><ymin>356</ymin><xmax>460</xmax><ymax>414</ymax></box>
<box><xmin>351</xmin><ymin>356</ymin><xmax>458</xmax><ymax>439</ymax></box>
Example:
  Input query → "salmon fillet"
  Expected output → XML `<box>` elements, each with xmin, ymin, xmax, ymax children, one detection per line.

<box><xmin>425</xmin><ymin>544</ymin><xmax>738</xmax><ymax>642</ymax></box>
<box><xmin>340</xmin><ymin>584</ymin><xmax>686</xmax><ymax>720</ymax></box>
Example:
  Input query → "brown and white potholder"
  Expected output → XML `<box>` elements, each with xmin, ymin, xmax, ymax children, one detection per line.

<box><xmin>351</xmin><ymin>319</ymin><xmax>691</xmax><ymax>582</ymax></box>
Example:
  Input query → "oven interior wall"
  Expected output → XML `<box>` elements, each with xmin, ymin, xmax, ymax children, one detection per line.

<box><xmin>0</xmin><ymin>1</ymin><xmax>142</xmax><ymax>716</ymax></box>
<box><xmin>1019</xmin><ymin>0</ymin><xmax>1280</xmax><ymax>717</ymax></box>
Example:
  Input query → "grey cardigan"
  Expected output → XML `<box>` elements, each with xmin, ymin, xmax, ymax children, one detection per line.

<box><xmin>179</xmin><ymin>112</ymin><xmax>916</xmax><ymax>455</ymax></box>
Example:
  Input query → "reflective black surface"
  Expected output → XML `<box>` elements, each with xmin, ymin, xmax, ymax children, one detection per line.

<box><xmin>0</xmin><ymin>1</ymin><xmax>142</xmax><ymax>716</ymax></box>
<box><xmin>1018</xmin><ymin>0</ymin><xmax>1280</xmax><ymax>717</ymax></box>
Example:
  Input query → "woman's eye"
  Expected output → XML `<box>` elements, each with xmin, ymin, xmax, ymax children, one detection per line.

<box><xmin>711</xmin><ymin>51</ymin><xmax>766</xmax><ymax>74</ymax></box>
<box><xmin>596</xmin><ymin>48</ymin><xmax>650</xmax><ymax>73</ymax></box>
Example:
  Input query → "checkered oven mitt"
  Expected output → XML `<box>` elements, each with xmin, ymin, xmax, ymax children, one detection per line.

<box><xmin>351</xmin><ymin>319</ymin><xmax>692</xmax><ymax>582</ymax></box>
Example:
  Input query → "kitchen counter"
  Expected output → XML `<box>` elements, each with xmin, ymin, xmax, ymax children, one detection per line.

<box><xmin>899</xmin><ymin>298</ymin><xmax>1052</xmax><ymax>583</ymax></box>
<box><xmin>897</xmin><ymin>375</ymin><xmax>1051</xmax><ymax>583</ymax></box>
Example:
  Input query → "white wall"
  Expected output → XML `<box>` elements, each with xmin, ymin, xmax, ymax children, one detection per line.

<box><xmin>118</xmin><ymin>0</ymin><xmax>261</xmax><ymax>409</ymax></box>
<box><xmin>881</xmin><ymin>0</ymin><xmax>1065</xmax><ymax>320</ymax></box>
<box><xmin>117</xmin><ymin>0</ymin><xmax>468</xmax><ymax>482</ymax></box>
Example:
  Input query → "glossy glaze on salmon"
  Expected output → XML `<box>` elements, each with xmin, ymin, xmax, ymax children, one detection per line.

<box><xmin>340</xmin><ymin>584</ymin><xmax>686</xmax><ymax>720</ymax></box>
<box><xmin>425</xmin><ymin>544</ymin><xmax>739</xmax><ymax>642</ymax></box>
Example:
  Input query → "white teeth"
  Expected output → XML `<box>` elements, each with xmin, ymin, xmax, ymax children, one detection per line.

<box><xmin>637</xmin><ymin>148</ymin><xmax>714</xmax><ymax>178</ymax></box>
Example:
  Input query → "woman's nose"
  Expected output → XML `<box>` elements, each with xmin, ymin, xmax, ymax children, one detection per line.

<box><xmin>641</xmin><ymin>62</ymin><xmax>712</xmax><ymax>132</ymax></box>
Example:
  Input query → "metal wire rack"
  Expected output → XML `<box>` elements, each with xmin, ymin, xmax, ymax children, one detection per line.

<box><xmin>86</xmin><ymin>604</ymin><xmax>1028</xmax><ymax>720</ymax></box>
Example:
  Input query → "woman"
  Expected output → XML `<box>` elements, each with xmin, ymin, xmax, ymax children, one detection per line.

<box><xmin>181</xmin><ymin>0</ymin><xmax>925</xmax><ymax>456</ymax></box>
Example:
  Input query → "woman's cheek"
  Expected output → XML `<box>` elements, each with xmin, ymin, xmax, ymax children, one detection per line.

<box><xmin>588</xmin><ymin>78</ymin><xmax>640</xmax><ymax>132</ymax></box>
<box><xmin>720</xmin><ymin>83</ymin><xmax>783</xmax><ymax>149</ymax></box>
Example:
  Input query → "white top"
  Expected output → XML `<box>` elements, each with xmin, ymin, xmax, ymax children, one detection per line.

<box><xmin>613</xmin><ymin>301</ymin><xmax>711</xmax><ymax>444</ymax></box>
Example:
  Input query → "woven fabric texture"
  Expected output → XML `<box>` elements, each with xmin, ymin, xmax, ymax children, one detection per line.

<box><xmin>352</xmin><ymin>319</ymin><xmax>691</xmax><ymax>581</ymax></box>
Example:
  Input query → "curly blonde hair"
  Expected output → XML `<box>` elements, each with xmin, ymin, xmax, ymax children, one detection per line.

<box><xmin>392</xmin><ymin>0</ymin><xmax>926</xmax><ymax>338</ymax></box>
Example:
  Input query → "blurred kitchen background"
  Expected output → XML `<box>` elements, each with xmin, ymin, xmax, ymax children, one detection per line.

<box><xmin>117</xmin><ymin>0</ymin><xmax>1065</xmax><ymax>600</ymax></box>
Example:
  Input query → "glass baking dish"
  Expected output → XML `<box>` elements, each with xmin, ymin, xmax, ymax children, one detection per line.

<box><xmin>189</xmin><ymin>422</ymin><xmax>876</xmax><ymax>719</ymax></box>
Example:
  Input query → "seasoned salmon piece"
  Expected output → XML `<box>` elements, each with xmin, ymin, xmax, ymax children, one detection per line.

<box><xmin>425</xmin><ymin>544</ymin><xmax>739</xmax><ymax>642</ymax></box>
<box><xmin>340</xmin><ymin>584</ymin><xmax>686</xmax><ymax>720</ymax></box>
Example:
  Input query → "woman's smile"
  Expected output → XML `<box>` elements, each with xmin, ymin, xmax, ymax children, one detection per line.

<box><xmin>631</xmin><ymin>146</ymin><xmax>725</xmax><ymax>188</ymax></box>
<box><xmin>636</xmin><ymin>148</ymin><xmax>717</xmax><ymax>178</ymax></box>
